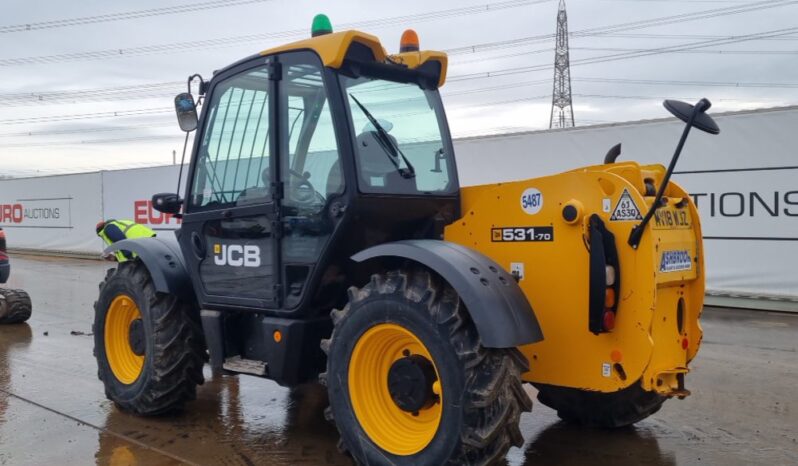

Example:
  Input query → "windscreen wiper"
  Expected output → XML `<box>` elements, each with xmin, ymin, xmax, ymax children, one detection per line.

<box><xmin>349</xmin><ymin>94</ymin><xmax>415</xmax><ymax>179</ymax></box>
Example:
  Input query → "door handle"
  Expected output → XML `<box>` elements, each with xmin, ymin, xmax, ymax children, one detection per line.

<box><xmin>191</xmin><ymin>232</ymin><xmax>206</xmax><ymax>259</ymax></box>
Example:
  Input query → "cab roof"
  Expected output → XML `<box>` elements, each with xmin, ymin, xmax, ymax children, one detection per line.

<box><xmin>258</xmin><ymin>30</ymin><xmax>448</xmax><ymax>87</ymax></box>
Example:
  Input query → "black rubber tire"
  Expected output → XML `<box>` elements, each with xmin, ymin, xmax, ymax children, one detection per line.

<box><xmin>534</xmin><ymin>382</ymin><xmax>667</xmax><ymax>428</ymax></box>
<box><xmin>0</xmin><ymin>288</ymin><xmax>32</xmax><ymax>324</ymax></box>
<box><xmin>322</xmin><ymin>269</ymin><xmax>532</xmax><ymax>466</ymax></box>
<box><xmin>93</xmin><ymin>262</ymin><xmax>205</xmax><ymax>415</ymax></box>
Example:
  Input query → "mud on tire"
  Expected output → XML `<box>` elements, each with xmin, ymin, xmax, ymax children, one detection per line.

<box><xmin>0</xmin><ymin>288</ymin><xmax>32</xmax><ymax>324</ymax></box>
<box><xmin>93</xmin><ymin>261</ymin><xmax>205</xmax><ymax>415</ymax></box>
<box><xmin>322</xmin><ymin>269</ymin><xmax>532</xmax><ymax>466</ymax></box>
<box><xmin>534</xmin><ymin>382</ymin><xmax>666</xmax><ymax>428</ymax></box>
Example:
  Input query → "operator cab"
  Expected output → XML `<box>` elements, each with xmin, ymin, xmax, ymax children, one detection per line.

<box><xmin>159</xmin><ymin>19</ymin><xmax>459</xmax><ymax>336</ymax></box>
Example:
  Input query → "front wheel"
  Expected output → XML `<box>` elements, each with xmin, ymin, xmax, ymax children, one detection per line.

<box><xmin>534</xmin><ymin>382</ymin><xmax>667</xmax><ymax>428</ymax></box>
<box><xmin>323</xmin><ymin>269</ymin><xmax>532</xmax><ymax>466</ymax></box>
<box><xmin>93</xmin><ymin>262</ymin><xmax>205</xmax><ymax>415</ymax></box>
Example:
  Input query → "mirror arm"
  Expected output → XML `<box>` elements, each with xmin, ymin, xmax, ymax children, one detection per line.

<box><xmin>628</xmin><ymin>105</ymin><xmax>699</xmax><ymax>249</ymax></box>
<box><xmin>171</xmin><ymin>131</ymin><xmax>191</xmax><ymax>219</ymax></box>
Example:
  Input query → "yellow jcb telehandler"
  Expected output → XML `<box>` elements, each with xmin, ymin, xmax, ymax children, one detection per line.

<box><xmin>94</xmin><ymin>14</ymin><xmax>718</xmax><ymax>465</ymax></box>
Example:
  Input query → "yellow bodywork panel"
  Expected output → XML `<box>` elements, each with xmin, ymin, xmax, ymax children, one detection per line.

<box><xmin>445</xmin><ymin>162</ymin><xmax>704</xmax><ymax>395</ymax></box>
<box><xmin>260</xmin><ymin>30</ymin><xmax>387</xmax><ymax>69</ymax></box>
<box><xmin>258</xmin><ymin>30</ymin><xmax>449</xmax><ymax>88</ymax></box>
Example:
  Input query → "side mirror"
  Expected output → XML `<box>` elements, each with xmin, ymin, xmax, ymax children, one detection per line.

<box><xmin>174</xmin><ymin>93</ymin><xmax>198</xmax><ymax>132</ymax></box>
<box><xmin>628</xmin><ymin>98</ymin><xmax>720</xmax><ymax>248</ymax></box>
<box><xmin>152</xmin><ymin>193</ymin><xmax>183</xmax><ymax>215</ymax></box>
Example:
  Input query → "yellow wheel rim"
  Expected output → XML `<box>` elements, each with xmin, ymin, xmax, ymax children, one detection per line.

<box><xmin>349</xmin><ymin>323</ymin><xmax>443</xmax><ymax>456</ymax></box>
<box><xmin>104</xmin><ymin>294</ymin><xmax>145</xmax><ymax>385</ymax></box>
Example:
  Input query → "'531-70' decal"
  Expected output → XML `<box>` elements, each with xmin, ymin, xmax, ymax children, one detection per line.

<box><xmin>492</xmin><ymin>226</ymin><xmax>554</xmax><ymax>243</ymax></box>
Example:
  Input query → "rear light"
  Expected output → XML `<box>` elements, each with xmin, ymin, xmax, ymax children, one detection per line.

<box><xmin>603</xmin><ymin>310</ymin><xmax>616</xmax><ymax>331</ymax></box>
<box><xmin>682</xmin><ymin>337</ymin><xmax>689</xmax><ymax>350</ymax></box>
<box><xmin>604</xmin><ymin>288</ymin><xmax>616</xmax><ymax>308</ymax></box>
<box><xmin>605</xmin><ymin>265</ymin><xmax>616</xmax><ymax>286</ymax></box>
<box><xmin>0</xmin><ymin>251</ymin><xmax>7</xmax><ymax>261</ymax></box>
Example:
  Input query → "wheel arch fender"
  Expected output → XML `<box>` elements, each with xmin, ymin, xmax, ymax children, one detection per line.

<box><xmin>351</xmin><ymin>240</ymin><xmax>543</xmax><ymax>348</ymax></box>
<box><xmin>105</xmin><ymin>236</ymin><xmax>195</xmax><ymax>302</ymax></box>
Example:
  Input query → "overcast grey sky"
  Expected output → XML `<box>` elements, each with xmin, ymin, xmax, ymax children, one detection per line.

<box><xmin>1</xmin><ymin>0</ymin><xmax>796</xmax><ymax>177</ymax></box>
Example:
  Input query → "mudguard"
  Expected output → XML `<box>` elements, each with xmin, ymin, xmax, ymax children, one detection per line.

<box><xmin>352</xmin><ymin>240</ymin><xmax>543</xmax><ymax>348</ymax></box>
<box><xmin>105</xmin><ymin>236</ymin><xmax>195</xmax><ymax>302</ymax></box>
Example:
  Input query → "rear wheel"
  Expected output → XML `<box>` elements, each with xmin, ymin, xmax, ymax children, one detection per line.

<box><xmin>0</xmin><ymin>288</ymin><xmax>32</xmax><ymax>324</ymax></box>
<box><xmin>323</xmin><ymin>269</ymin><xmax>531</xmax><ymax>465</ymax></box>
<box><xmin>93</xmin><ymin>262</ymin><xmax>205</xmax><ymax>415</ymax></box>
<box><xmin>534</xmin><ymin>382</ymin><xmax>666</xmax><ymax>428</ymax></box>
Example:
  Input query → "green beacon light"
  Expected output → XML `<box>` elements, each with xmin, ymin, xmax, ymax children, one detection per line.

<box><xmin>311</xmin><ymin>14</ymin><xmax>333</xmax><ymax>37</ymax></box>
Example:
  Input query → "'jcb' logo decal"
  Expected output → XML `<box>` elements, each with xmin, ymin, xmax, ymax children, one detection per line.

<box><xmin>213</xmin><ymin>244</ymin><xmax>261</xmax><ymax>267</ymax></box>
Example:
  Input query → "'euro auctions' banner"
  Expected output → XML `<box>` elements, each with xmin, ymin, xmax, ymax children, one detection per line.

<box><xmin>0</xmin><ymin>197</ymin><xmax>72</xmax><ymax>228</ymax></box>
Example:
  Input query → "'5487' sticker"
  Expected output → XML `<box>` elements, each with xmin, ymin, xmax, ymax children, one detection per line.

<box><xmin>492</xmin><ymin>227</ymin><xmax>554</xmax><ymax>242</ymax></box>
<box><xmin>520</xmin><ymin>188</ymin><xmax>543</xmax><ymax>215</ymax></box>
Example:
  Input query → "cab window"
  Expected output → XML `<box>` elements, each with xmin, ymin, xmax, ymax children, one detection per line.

<box><xmin>281</xmin><ymin>57</ymin><xmax>343</xmax><ymax>215</ymax></box>
<box><xmin>342</xmin><ymin>75</ymin><xmax>456</xmax><ymax>196</ymax></box>
<box><xmin>190</xmin><ymin>67</ymin><xmax>271</xmax><ymax>210</ymax></box>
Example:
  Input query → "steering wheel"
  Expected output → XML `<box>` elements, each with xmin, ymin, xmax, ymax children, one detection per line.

<box><xmin>287</xmin><ymin>169</ymin><xmax>318</xmax><ymax>205</ymax></box>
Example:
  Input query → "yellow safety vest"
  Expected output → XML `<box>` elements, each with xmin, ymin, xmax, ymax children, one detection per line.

<box><xmin>99</xmin><ymin>219</ymin><xmax>155</xmax><ymax>262</ymax></box>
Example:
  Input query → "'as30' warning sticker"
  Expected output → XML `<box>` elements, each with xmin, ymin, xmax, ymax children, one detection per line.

<box><xmin>610</xmin><ymin>189</ymin><xmax>643</xmax><ymax>221</ymax></box>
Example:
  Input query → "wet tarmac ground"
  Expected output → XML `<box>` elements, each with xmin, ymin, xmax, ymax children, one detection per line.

<box><xmin>1</xmin><ymin>255</ymin><xmax>796</xmax><ymax>466</ymax></box>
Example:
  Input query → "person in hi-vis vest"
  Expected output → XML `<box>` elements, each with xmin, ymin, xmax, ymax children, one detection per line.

<box><xmin>95</xmin><ymin>219</ymin><xmax>155</xmax><ymax>262</ymax></box>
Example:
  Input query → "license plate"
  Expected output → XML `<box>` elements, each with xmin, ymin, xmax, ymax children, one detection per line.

<box><xmin>652</xmin><ymin>207</ymin><xmax>691</xmax><ymax>230</ymax></box>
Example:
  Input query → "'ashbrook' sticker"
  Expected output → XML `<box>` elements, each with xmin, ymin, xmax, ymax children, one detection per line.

<box><xmin>520</xmin><ymin>188</ymin><xmax>543</xmax><ymax>215</ymax></box>
<box><xmin>610</xmin><ymin>188</ymin><xmax>643</xmax><ymax>221</ymax></box>
<box><xmin>660</xmin><ymin>250</ymin><xmax>692</xmax><ymax>273</ymax></box>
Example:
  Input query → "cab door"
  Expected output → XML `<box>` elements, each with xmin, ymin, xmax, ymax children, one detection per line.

<box><xmin>277</xmin><ymin>52</ymin><xmax>347</xmax><ymax>310</ymax></box>
<box><xmin>180</xmin><ymin>59</ymin><xmax>280</xmax><ymax>310</ymax></box>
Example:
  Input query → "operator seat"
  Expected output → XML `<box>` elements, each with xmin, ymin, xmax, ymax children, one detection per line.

<box><xmin>355</xmin><ymin>131</ymin><xmax>417</xmax><ymax>194</ymax></box>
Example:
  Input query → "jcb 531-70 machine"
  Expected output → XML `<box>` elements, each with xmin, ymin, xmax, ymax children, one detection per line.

<box><xmin>94</xmin><ymin>15</ymin><xmax>718</xmax><ymax>465</ymax></box>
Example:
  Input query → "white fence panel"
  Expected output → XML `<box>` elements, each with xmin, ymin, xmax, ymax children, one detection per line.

<box><xmin>102</xmin><ymin>165</ymin><xmax>186</xmax><ymax>234</ymax></box>
<box><xmin>0</xmin><ymin>172</ymin><xmax>103</xmax><ymax>254</ymax></box>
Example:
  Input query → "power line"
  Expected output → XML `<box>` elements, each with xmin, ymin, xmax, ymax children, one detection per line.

<box><xmin>572</xmin><ymin>93</ymin><xmax>781</xmax><ymax>103</ymax></box>
<box><xmin>0</xmin><ymin>0</ymin><xmax>553</xmax><ymax>66</ymax></box>
<box><xmin>3</xmin><ymin>22</ymin><xmax>797</xmax><ymax>128</ymax></box>
<box><xmin>0</xmin><ymin>0</ymin><xmax>275</xmax><ymax>34</ymax></box>
<box><xmin>571</xmin><ymin>0</ymin><xmax>798</xmax><ymax>37</ymax></box>
<box><xmin>2</xmin><ymin>0</ymin><xmax>793</xmax><ymax>67</ymax></box>
<box><xmin>573</xmin><ymin>77</ymin><xmax>798</xmax><ymax>89</ymax></box>
<box><xmin>0</xmin><ymin>120</ymin><xmax>176</xmax><ymax>138</ymax></box>
<box><xmin>450</xmin><ymin>44</ymin><xmax>798</xmax><ymax>69</ymax></box>
<box><xmin>573</xmin><ymin>46</ymin><xmax>798</xmax><ymax>55</ymax></box>
<box><xmin>591</xmin><ymin>32</ymin><xmax>798</xmax><ymax>41</ymax></box>
<box><xmin>0</xmin><ymin>134</ymin><xmax>179</xmax><ymax>149</ymax></box>
<box><xmin>0</xmin><ymin>108</ymin><xmax>171</xmax><ymax>125</ymax></box>
<box><xmin>7</xmin><ymin>23</ymin><xmax>798</xmax><ymax>108</ymax></box>
<box><xmin>449</xmin><ymin>26</ymin><xmax>798</xmax><ymax>81</ymax></box>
